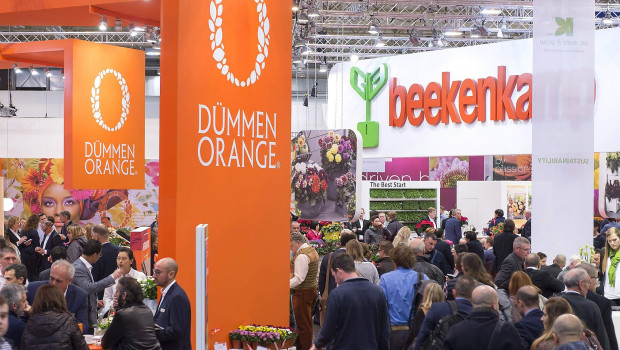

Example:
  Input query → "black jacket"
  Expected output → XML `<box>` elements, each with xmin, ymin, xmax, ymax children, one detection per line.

<box><xmin>542</xmin><ymin>263</ymin><xmax>563</xmax><ymax>279</ymax></box>
<box><xmin>444</xmin><ymin>308</ymin><xmax>524</xmax><ymax>350</ymax></box>
<box><xmin>561</xmin><ymin>292</ymin><xmax>611</xmax><ymax>350</ymax></box>
<box><xmin>514</xmin><ymin>308</ymin><xmax>544</xmax><ymax>349</ymax></box>
<box><xmin>154</xmin><ymin>282</ymin><xmax>192</xmax><ymax>350</ymax></box>
<box><xmin>519</xmin><ymin>218</ymin><xmax>531</xmax><ymax>238</ymax></box>
<box><xmin>465</xmin><ymin>240</ymin><xmax>485</xmax><ymax>263</ymax></box>
<box><xmin>375</xmin><ymin>257</ymin><xmax>395</xmax><ymax>277</ymax></box>
<box><xmin>435</xmin><ymin>238</ymin><xmax>455</xmax><ymax>271</ymax></box>
<box><xmin>21</xmin><ymin>311</ymin><xmax>88</xmax><ymax>350</ymax></box>
<box><xmin>319</xmin><ymin>248</ymin><xmax>346</xmax><ymax>296</ymax></box>
<box><xmin>524</xmin><ymin>268</ymin><xmax>565</xmax><ymax>298</ymax></box>
<box><xmin>587</xmin><ymin>290</ymin><xmax>619</xmax><ymax>350</ymax></box>
<box><xmin>414</xmin><ymin>255</ymin><xmax>445</xmax><ymax>285</ymax></box>
<box><xmin>102</xmin><ymin>303</ymin><xmax>162</xmax><ymax>350</ymax></box>
<box><xmin>426</xmin><ymin>249</ymin><xmax>450</xmax><ymax>275</ymax></box>
<box><xmin>92</xmin><ymin>242</ymin><xmax>121</xmax><ymax>299</ymax></box>
<box><xmin>494</xmin><ymin>252</ymin><xmax>524</xmax><ymax>290</ymax></box>
<box><xmin>492</xmin><ymin>231</ymin><xmax>518</xmax><ymax>273</ymax></box>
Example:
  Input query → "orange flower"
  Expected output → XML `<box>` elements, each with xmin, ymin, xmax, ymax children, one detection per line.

<box><xmin>22</xmin><ymin>168</ymin><xmax>45</xmax><ymax>193</ymax></box>
<box><xmin>311</xmin><ymin>175</ymin><xmax>321</xmax><ymax>193</ymax></box>
<box><xmin>320</xmin><ymin>180</ymin><xmax>327</xmax><ymax>191</ymax></box>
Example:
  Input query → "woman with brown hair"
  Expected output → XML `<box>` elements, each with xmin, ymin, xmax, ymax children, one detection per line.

<box><xmin>21</xmin><ymin>284</ymin><xmax>88</xmax><ymax>349</ymax></box>
<box><xmin>460</xmin><ymin>253</ymin><xmax>494</xmax><ymax>286</ymax></box>
<box><xmin>66</xmin><ymin>224</ymin><xmax>87</xmax><ymax>263</ymax></box>
<box><xmin>21</xmin><ymin>214</ymin><xmax>41</xmax><ymax>281</ymax></box>
<box><xmin>498</xmin><ymin>271</ymin><xmax>546</xmax><ymax>323</ymax></box>
<box><xmin>83</xmin><ymin>223</ymin><xmax>95</xmax><ymax>241</ymax></box>
<box><xmin>346</xmin><ymin>240</ymin><xmax>379</xmax><ymax>284</ymax></box>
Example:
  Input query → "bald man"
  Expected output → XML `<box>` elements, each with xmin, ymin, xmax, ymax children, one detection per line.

<box><xmin>444</xmin><ymin>285</ymin><xmax>523</xmax><ymax>350</ymax></box>
<box><xmin>553</xmin><ymin>314</ymin><xmax>589</xmax><ymax>349</ymax></box>
<box><xmin>514</xmin><ymin>285</ymin><xmax>545</xmax><ymax>349</ymax></box>
<box><xmin>153</xmin><ymin>258</ymin><xmax>191</xmax><ymax>350</ymax></box>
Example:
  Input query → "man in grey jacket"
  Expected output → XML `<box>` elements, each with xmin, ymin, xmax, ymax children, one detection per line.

<box><xmin>72</xmin><ymin>239</ymin><xmax>121</xmax><ymax>333</ymax></box>
<box><xmin>495</xmin><ymin>237</ymin><xmax>530</xmax><ymax>290</ymax></box>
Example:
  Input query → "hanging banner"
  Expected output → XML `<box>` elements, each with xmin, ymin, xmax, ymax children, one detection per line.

<box><xmin>66</xmin><ymin>41</ymin><xmax>145</xmax><ymax>189</ymax></box>
<box><xmin>532</xmin><ymin>0</ymin><xmax>594</xmax><ymax>258</ymax></box>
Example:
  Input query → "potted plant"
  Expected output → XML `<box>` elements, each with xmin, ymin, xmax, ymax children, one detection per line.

<box><xmin>139</xmin><ymin>277</ymin><xmax>158</xmax><ymax>314</ymax></box>
<box><xmin>292</xmin><ymin>162</ymin><xmax>328</xmax><ymax>219</ymax></box>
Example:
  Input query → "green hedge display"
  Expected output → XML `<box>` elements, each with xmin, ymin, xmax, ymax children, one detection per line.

<box><xmin>369</xmin><ymin>201</ymin><xmax>402</xmax><ymax>210</ymax></box>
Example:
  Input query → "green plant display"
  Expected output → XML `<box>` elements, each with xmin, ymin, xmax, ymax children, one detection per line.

<box><xmin>139</xmin><ymin>277</ymin><xmax>158</xmax><ymax>299</ymax></box>
<box><xmin>403</xmin><ymin>189</ymin><xmax>421</xmax><ymax>198</ymax></box>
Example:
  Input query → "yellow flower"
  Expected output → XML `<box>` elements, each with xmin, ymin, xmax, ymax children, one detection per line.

<box><xmin>330</xmin><ymin>144</ymin><xmax>338</xmax><ymax>154</ymax></box>
<box><xmin>334</xmin><ymin>134</ymin><xmax>341</xmax><ymax>143</ymax></box>
<box><xmin>4</xmin><ymin>159</ymin><xmax>26</xmax><ymax>181</ymax></box>
<box><xmin>328</xmin><ymin>131</ymin><xmax>334</xmax><ymax>137</ymax></box>
<box><xmin>297</xmin><ymin>138</ymin><xmax>304</xmax><ymax>147</ymax></box>
<box><xmin>327</xmin><ymin>153</ymin><xmax>334</xmax><ymax>162</ymax></box>
<box><xmin>50</xmin><ymin>159</ymin><xmax>64</xmax><ymax>184</ymax></box>
<box><xmin>335</xmin><ymin>154</ymin><xmax>342</xmax><ymax>163</ymax></box>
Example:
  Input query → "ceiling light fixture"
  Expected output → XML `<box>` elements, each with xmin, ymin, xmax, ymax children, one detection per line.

<box><xmin>292</xmin><ymin>1</ymin><xmax>300</xmax><ymax>12</ymax></box>
<box><xmin>98</xmin><ymin>16</ymin><xmax>107</xmax><ymax>31</ymax></box>
<box><xmin>480</xmin><ymin>8</ymin><xmax>501</xmax><ymax>16</ymax></box>
<box><xmin>129</xmin><ymin>22</ymin><xmax>138</xmax><ymax>37</ymax></box>
<box><xmin>444</xmin><ymin>30</ymin><xmax>463</xmax><ymax>37</ymax></box>
<box><xmin>45</xmin><ymin>68</ymin><xmax>52</xmax><ymax>78</ymax></box>
<box><xmin>375</xmin><ymin>35</ymin><xmax>387</xmax><ymax>47</ymax></box>
<box><xmin>300</xmin><ymin>45</ymin><xmax>312</xmax><ymax>55</ymax></box>
<box><xmin>13</xmin><ymin>64</ymin><xmax>21</xmax><ymax>73</ymax></box>
<box><xmin>409</xmin><ymin>29</ymin><xmax>421</xmax><ymax>46</ymax></box>
<box><xmin>115</xmin><ymin>18</ymin><xmax>123</xmax><ymax>32</ymax></box>
<box><xmin>30</xmin><ymin>66</ymin><xmax>38</xmax><ymax>76</ymax></box>
<box><xmin>350</xmin><ymin>54</ymin><xmax>359</xmax><ymax>62</ymax></box>
<box><xmin>308</xmin><ymin>7</ymin><xmax>319</xmax><ymax>18</ymax></box>
<box><xmin>297</xmin><ymin>12</ymin><xmax>309</xmax><ymax>24</ymax></box>
<box><xmin>603</xmin><ymin>12</ymin><xmax>613</xmax><ymax>25</ymax></box>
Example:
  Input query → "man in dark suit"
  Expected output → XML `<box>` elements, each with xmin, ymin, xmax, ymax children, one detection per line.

<box><xmin>519</xmin><ymin>210</ymin><xmax>532</xmax><ymax>239</ymax></box>
<box><xmin>492</xmin><ymin>219</ymin><xmax>518</xmax><ymax>273</ymax></box>
<box><xmin>482</xmin><ymin>237</ymin><xmax>495</xmax><ymax>273</ymax></box>
<box><xmin>91</xmin><ymin>224</ymin><xmax>120</xmax><ymax>299</ymax></box>
<box><xmin>524</xmin><ymin>253</ymin><xmax>565</xmax><ymax>298</ymax></box>
<box><xmin>514</xmin><ymin>285</ymin><xmax>544</xmax><ymax>349</ymax></box>
<box><xmin>153</xmin><ymin>257</ymin><xmax>191</xmax><ymax>350</ymax></box>
<box><xmin>434</xmin><ymin>228</ymin><xmax>455</xmax><ymax>272</ymax></box>
<box><xmin>444</xmin><ymin>209</ymin><xmax>463</xmax><ymax>244</ymax></box>
<box><xmin>577</xmin><ymin>263</ymin><xmax>619</xmax><ymax>350</ymax></box>
<box><xmin>34</xmin><ymin>220</ymin><xmax>63</xmax><ymax>272</ymax></box>
<box><xmin>38</xmin><ymin>246</ymin><xmax>67</xmax><ymax>282</ymax></box>
<box><xmin>495</xmin><ymin>237</ymin><xmax>530</xmax><ymax>290</ymax></box>
<box><xmin>58</xmin><ymin>210</ymin><xmax>73</xmax><ymax>243</ymax></box>
<box><xmin>541</xmin><ymin>254</ymin><xmax>566</xmax><ymax>279</ymax></box>
<box><xmin>414</xmin><ymin>276</ymin><xmax>476</xmax><ymax>350</ymax></box>
<box><xmin>594</xmin><ymin>220</ymin><xmax>606</xmax><ymax>250</ymax></box>
<box><xmin>424</xmin><ymin>233</ymin><xmax>450</xmax><ymax>275</ymax></box>
<box><xmin>318</xmin><ymin>232</ymin><xmax>356</xmax><ymax>300</ymax></box>
<box><xmin>1</xmin><ymin>284</ymin><xmax>27</xmax><ymax>347</ymax></box>
<box><xmin>27</xmin><ymin>260</ymin><xmax>89</xmax><ymax>333</ymax></box>
<box><xmin>72</xmin><ymin>240</ymin><xmax>121</xmax><ymax>334</ymax></box>
<box><xmin>560</xmin><ymin>268</ymin><xmax>610</xmax><ymax>350</ymax></box>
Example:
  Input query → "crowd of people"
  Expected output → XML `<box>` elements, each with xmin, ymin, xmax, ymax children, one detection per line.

<box><xmin>290</xmin><ymin>208</ymin><xmax>620</xmax><ymax>350</ymax></box>
<box><xmin>1</xmin><ymin>213</ymin><xmax>191</xmax><ymax>349</ymax></box>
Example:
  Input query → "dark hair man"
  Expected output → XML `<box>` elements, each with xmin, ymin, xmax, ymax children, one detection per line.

<box><xmin>423</xmin><ymin>233</ymin><xmax>449</xmax><ymax>275</ymax></box>
<box><xmin>376</xmin><ymin>241</ymin><xmax>395</xmax><ymax>276</ymax></box>
<box><xmin>91</xmin><ymin>224</ymin><xmax>121</xmax><ymax>299</ymax></box>
<box><xmin>58</xmin><ymin>210</ymin><xmax>72</xmax><ymax>242</ymax></box>
<box><xmin>514</xmin><ymin>285</ymin><xmax>545</xmax><ymax>349</ymax></box>
<box><xmin>311</xmin><ymin>254</ymin><xmax>389</xmax><ymax>350</ymax></box>
<box><xmin>3</xmin><ymin>264</ymin><xmax>27</xmax><ymax>286</ymax></box>
<box><xmin>495</xmin><ymin>237</ymin><xmax>530</xmax><ymax>290</ymax></box>
<box><xmin>38</xmin><ymin>246</ymin><xmax>68</xmax><ymax>282</ymax></box>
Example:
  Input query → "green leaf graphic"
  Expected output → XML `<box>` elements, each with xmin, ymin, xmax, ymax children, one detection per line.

<box><xmin>554</xmin><ymin>17</ymin><xmax>573</xmax><ymax>36</ymax></box>
<box><xmin>350</xmin><ymin>64</ymin><xmax>388</xmax><ymax>148</ymax></box>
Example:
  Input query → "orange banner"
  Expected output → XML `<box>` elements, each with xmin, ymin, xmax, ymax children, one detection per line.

<box><xmin>66</xmin><ymin>41</ymin><xmax>145</xmax><ymax>189</ymax></box>
<box><xmin>160</xmin><ymin>0</ymin><xmax>291</xmax><ymax>347</ymax></box>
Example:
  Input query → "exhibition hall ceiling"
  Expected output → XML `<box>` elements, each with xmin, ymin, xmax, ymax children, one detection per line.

<box><xmin>0</xmin><ymin>0</ymin><xmax>619</xmax><ymax>71</ymax></box>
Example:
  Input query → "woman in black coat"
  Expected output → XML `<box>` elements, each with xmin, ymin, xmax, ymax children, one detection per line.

<box><xmin>102</xmin><ymin>277</ymin><xmax>161</xmax><ymax>350</ymax></box>
<box><xmin>21</xmin><ymin>284</ymin><xmax>88</xmax><ymax>349</ymax></box>
<box><xmin>18</xmin><ymin>214</ymin><xmax>41</xmax><ymax>282</ymax></box>
<box><xmin>464</xmin><ymin>231</ymin><xmax>485</xmax><ymax>263</ymax></box>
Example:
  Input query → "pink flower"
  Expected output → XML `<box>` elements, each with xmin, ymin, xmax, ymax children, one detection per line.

<box><xmin>69</xmin><ymin>190</ymin><xmax>95</xmax><ymax>201</ymax></box>
<box><xmin>430</xmin><ymin>157</ymin><xmax>469</xmax><ymax>188</ymax></box>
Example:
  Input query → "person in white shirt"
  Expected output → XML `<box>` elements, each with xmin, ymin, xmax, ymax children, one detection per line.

<box><xmin>103</xmin><ymin>247</ymin><xmax>146</xmax><ymax>308</ymax></box>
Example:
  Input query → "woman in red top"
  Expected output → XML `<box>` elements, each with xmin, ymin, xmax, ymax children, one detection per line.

<box><xmin>306</xmin><ymin>221</ymin><xmax>322</xmax><ymax>240</ymax></box>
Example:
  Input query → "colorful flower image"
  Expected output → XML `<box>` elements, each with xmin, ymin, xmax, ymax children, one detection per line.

<box><xmin>2</xmin><ymin>158</ymin><xmax>159</xmax><ymax>228</ymax></box>
<box><xmin>429</xmin><ymin>156</ymin><xmax>469</xmax><ymax>188</ymax></box>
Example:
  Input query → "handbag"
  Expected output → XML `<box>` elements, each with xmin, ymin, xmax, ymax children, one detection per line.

<box><xmin>320</xmin><ymin>252</ymin><xmax>334</xmax><ymax>326</ymax></box>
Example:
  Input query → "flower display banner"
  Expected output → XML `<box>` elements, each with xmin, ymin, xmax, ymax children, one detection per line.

<box><xmin>532</xmin><ymin>0</ymin><xmax>594</xmax><ymax>258</ymax></box>
<box><xmin>291</xmin><ymin>129</ymin><xmax>362</xmax><ymax>221</ymax></box>
<box><xmin>2</xmin><ymin>158</ymin><xmax>159</xmax><ymax>228</ymax></box>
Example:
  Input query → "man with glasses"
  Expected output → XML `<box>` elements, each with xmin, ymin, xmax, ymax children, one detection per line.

<box><xmin>560</xmin><ymin>268</ymin><xmax>611</xmax><ymax>350</ymax></box>
<box><xmin>495</xmin><ymin>236</ymin><xmax>530</xmax><ymax>290</ymax></box>
<box><xmin>72</xmin><ymin>239</ymin><xmax>121</xmax><ymax>334</ymax></box>
<box><xmin>153</xmin><ymin>257</ymin><xmax>191</xmax><ymax>350</ymax></box>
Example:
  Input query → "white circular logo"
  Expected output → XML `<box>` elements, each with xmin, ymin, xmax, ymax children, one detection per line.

<box><xmin>209</xmin><ymin>0</ymin><xmax>270</xmax><ymax>87</ymax></box>
<box><xmin>91</xmin><ymin>69</ymin><xmax>130</xmax><ymax>132</ymax></box>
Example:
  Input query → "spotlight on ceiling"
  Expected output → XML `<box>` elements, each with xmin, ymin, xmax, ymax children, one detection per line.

<box><xmin>129</xmin><ymin>22</ymin><xmax>138</xmax><ymax>37</ymax></box>
<box><xmin>409</xmin><ymin>30</ymin><xmax>421</xmax><ymax>46</ymax></box>
<box><xmin>444</xmin><ymin>30</ymin><xmax>463</xmax><ymax>37</ymax></box>
<box><xmin>115</xmin><ymin>18</ymin><xmax>123</xmax><ymax>32</ymax></box>
<box><xmin>13</xmin><ymin>64</ymin><xmax>21</xmax><ymax>73</ymax></box>
<box><xmin>480</xmin><ymin>8</ymin><xmax>502</xmax><ymax>16</ymax></box>
<box><xmin>45</xmin><ymin>68</ymin><xmax>52</xmax><ymax>78</ymax></box>
<box><xmin>98</xmin><ymin>16</ymin><xmax>107</xmax><ymax>31</ymax></box>
<box><xmin>368</xmin><ymin>25</ymin><xmax>380</xmax><ymax>35</ymax></box>
<box><xmin>319</xmin><ymin>63</ymin><xmax>328</xmax><ymax>73</ymax></box>
<box><xmin>292</xmin><ymin>1</ymin><xmax>300</xmax><ymax>12</ymax></box>
<box><xmin>603</xmin><ymin>12</ymin><xmax>614</xmax><ymax>25</ymax></box>
<box><xmin>350</xmin><ymin>54</ymin><xmax>359</xmax><ymax>62</ymax></box>
<box><xmin>300</xmin><ymin>45</ymin><xmax>312</xmax><ymax>55</ymax></box>
<box><xmin>375</xmin><ymin>35</ymin><xmax>387</xmax><ymax>47</ymax></box>
<box><xmin>30</xmin><ymin>66</ymin><xmax>38</xmax><ymax>76</ymax></box>
<box><xmin>308</xmin><ymin>7</ymin><xmax>320</xmax><ymax>18</ymax></box>
<box><xmin>146</xmin><ymin>49</ymin><xmax>161</xmax><ymax>56</ymax></box>
<box><xmin>297</xmin><ymin>12</ymin><xmax>309</xmax><ymax>24</ymax></box>
<box><xmin>470</xmin><ymin>28</ymin><xmax>481</xmax><ymax>38</ymax></box>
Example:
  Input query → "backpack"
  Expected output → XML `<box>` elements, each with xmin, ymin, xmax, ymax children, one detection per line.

<box><xmin>420</xmin><ymin>300</ymin><xmax>465</xmax><ymax>350</ymax></box>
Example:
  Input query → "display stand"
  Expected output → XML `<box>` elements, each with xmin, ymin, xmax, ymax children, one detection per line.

<box><xmin>362</xmin><ymin>181</ymin><xmax>441</xmax><ymax>231</ymax></box>
<box><xmin>196</xmin><ymin>224</ymin><xmax>208</xmax><ymax>350</ymax></box>
<box><xmin>130</xmin><ymin>227</ymin><xmax>151</xmax><ymax>275</ymax></box>
<box><xmin>457</xmin><ymin>181</ymin><xmax>531</xmax><ymax>234</ymax></box>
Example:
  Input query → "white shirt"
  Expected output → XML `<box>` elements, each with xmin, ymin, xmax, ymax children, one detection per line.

<box><xmin>604</xmin><ymin>257</ymin><xmax>620</xmax><ymax>299</ymax></box>
<box><xmin>37</xmin><ymin>224</ymin><xmax>45</xmax><ymax>245</ymax></box>
<box><xmin>79</xmin><ymin>257</ymin><xmax>94</xmax><ymax>281</ymax></box>
<box><xmin>41</xmin><ymin>233</ymin><xmax>52</xmax><ymax>254</ymax></box>
<box><xmin>158</xmin><ymin>280</ymin><xmax>176</xmax><ymax>309</ymax></box>
<box><xmin>103</xmin><ymin>268</ymin><xmax>147</xmax><ymax>305</ymax></box>
<box><xmin>289</xmin><ymin>243</ymin><xmax>319</xmax><ymax>289</ymax></box>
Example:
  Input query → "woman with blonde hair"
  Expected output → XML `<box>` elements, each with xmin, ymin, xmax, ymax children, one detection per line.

<box><xmin>409</xmin><ymin>283</ymin><xmax>444</xmax><ymax>341</ymax></box>
<box><xmin>603</xmin><ymin>227</ymin><xmax>620</xmax><ymax>305</ymax></box>
<box><xmin>4</xmin><ymin>216</ymin><xmax>25</xmax><ymax>260</ymax></box>
<box><xmin>83</xmin><ymin>223</ymin><xmax>95</xmax><ymax>241</ymax></box>
<box><xmin>393</xmin><ymin>226</ymin><xmax>414</xmax><ymax>247</ymax></box>
<box><xmin>66</xmin><ymin>224</ymin><xmax>87</xmax><ymax>262</ymax></box>
<box><xmin>346</xmin><ymin>240</ymin><xmax>379</xmax><ymax>284</ymax></box>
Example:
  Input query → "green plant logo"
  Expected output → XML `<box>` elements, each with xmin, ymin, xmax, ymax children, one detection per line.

<box><xmin>555</xmin><ymin>17</ymin><xmax>573</xmax><ymax>36</ymax></box>
<box><xmin>350</xmin><ymin>64</ymin><xmax>388</xmax><ymax>148</ymax></box>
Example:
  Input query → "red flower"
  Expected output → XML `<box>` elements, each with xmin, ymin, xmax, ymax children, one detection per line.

<box><xmin>311</xmin><ymin>175</ymin><xmax>321</xmax><ymax>193</ymax></box>
<box><xmin>320</xmin><ymin>180</ymin><xmax>327</xmax><ymax>191</ymax></box>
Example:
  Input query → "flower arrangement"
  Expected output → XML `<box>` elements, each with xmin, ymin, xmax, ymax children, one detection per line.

<box><xmin>309</xmin><ymin>239</ymin><xmax>341</xmax><ymax>256</ymax></box>
<box><xmin>459</xmin><ymin>216</ymin><xmax>469</xmax><ymax>227</ymax></box>
<box><xmin>490</xmin><ymin>222</ymin><xmax>504</xmax><ymax>236</ymax></box>
<box><xmin>321</xmin><ymin>223</ymin><xmax>343</xmax><ymax>242</ymax></box>
<box><xmin>318</xmin><ymin>131</ymin><xmax>354</xmax><ymax>175</ymax></box>
<box><xmin>292</xmin><ymin>162</ymin><xmax>328</xmax><ymax>206</ymax></box>
<box><xmin>579</xmin><ymin>244</ymin><xmax>595</xmax><ymax>264</ymax></box>
<box><xmin>229</xmin><ymin>325</ymin><xmax>298</xmax><ymax>348</ymax></box>
<box><xmin>139</xmin><ymin>277</ymin><xmax>157</xmax><ymax>300</ymax></box>
<box><xmin>508</xmin><ymin>194</ymin><xmax>527</xmax><ymax>217</ymax></box>
<box><xmin>335</xmin><ymin>172</ymin><xmax>354</xmax><ymax>203</ymax></box>
<box><xmin>607</xmin><ymin>153</ymin><xmax>620</xmax><ymax>173</ymax></box>
<box><xmin>415</xmin><ymin>220</ymin><xmax>435</xmax><ymax>234</ymax></box>
<box><xmin>430</xmin><ymin>157</ymin><xmax>469</xmax><ymax>188</ymax></box>
<box><xmin>96</xmin><ymin>313</ymin><xmax>114</xmax><ymax>332</ymax></box>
